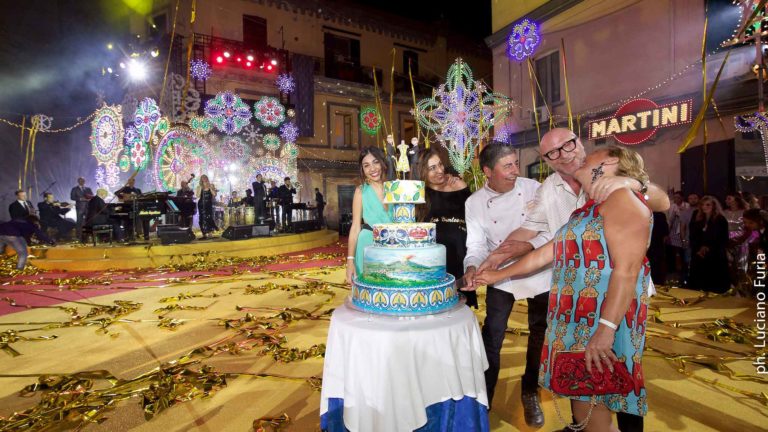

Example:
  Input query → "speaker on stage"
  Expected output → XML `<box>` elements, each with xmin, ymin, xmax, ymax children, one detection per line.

<box><xmin>222</xmin><ymin>224</ymin><xmax>271</xmax><ymax>240</ymax></box>
<box><xmin>157</xmin><ymin>225</ymin><xmax>195</xmax><ymax>245</ymax></box>
<box><xmin>292</xmin><ymin>219</ymin><xmax>320</xmax><ymax>233</ymax></box>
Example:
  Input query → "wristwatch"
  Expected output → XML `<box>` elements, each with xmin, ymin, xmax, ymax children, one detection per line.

<box><xmin>638</xmin><ymin>179</ymin><xmax>649</xmax><ymax>200</ymax></box>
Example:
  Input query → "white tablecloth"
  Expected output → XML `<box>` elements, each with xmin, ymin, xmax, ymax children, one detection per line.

<box><xmin>320</xmin><ymin>302</ymin><xmax>489</xmax><ymax>432</ymax></box>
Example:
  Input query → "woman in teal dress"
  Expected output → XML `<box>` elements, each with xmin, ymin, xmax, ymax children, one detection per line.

<box><xmin>476</xmin><ymin>146</ymin><xmax>652</xmax><ymax>431</ymax></box>
<box><xmin>346</xmin><ymin>147</ymin><xmax>393</xmax><ymax>283</ymax></box>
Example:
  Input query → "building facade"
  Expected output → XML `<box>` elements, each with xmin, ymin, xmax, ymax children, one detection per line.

<box><xmin>487</xmin><ymin>0</ymin><xmax>766</xmax><ymax>198</ymax></box>
<box><xmin>125</xmin><ymin>0</ymin><xmax>490</xmax><ymax>228</ymax></box>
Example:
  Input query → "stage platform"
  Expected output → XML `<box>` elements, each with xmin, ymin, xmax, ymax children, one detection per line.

<box><xmin>27</xmin><ymin>229</ymin><xmax>339</xmax><ymax>272</ymax></box>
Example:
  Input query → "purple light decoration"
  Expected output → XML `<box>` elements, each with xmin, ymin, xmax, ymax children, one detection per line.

<box><xmin>204</xmin><ymin>91</ymin><xmax>252</xmax><ymax>135</ymax></box>
<box><xmin>507</xmin><ymin>19</ymin><xmax>541</xmax><ymax>62</ymax></box>
<box><xmin>190</xmin><ymin>59</ymin><xmax>212</xmax><ymax>80</ymax></box>
<box><xmin>275</xmin><ymin>73</ymin><xmax>296</xmax><ymax>94</ymax></box>
<box><xmin>493</xmin><ymin>123</ymin><xmax>514</xmax><ymax>144</ymax></box>
<box><xmin>280</xmin><ymin>122</ymin><xmax>299</xmax><ymax>143</ymax></box>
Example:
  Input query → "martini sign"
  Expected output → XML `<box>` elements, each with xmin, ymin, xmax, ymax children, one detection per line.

<box><xmin>587</xmin><ymin>98</ymin><xmax>693</xmax><ymax>145</ymax></box>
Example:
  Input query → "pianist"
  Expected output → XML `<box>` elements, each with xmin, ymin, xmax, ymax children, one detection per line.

<box><xmin>86</xmin><ymin>189</ymin><xmax>122</xmax><ymax>241</ymax></box>
<box><xmin>114</xmin><ymin>178</ymin><xmax>150</xmax><ymax>241</ymax></box>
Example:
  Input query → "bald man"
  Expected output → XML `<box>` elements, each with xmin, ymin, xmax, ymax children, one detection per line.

<box><xmin>472</xmin><ymin>128</ymin><xmax>669</xmax><ymax>431</ymax></box>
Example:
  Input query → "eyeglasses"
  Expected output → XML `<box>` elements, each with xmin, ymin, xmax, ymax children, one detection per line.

<box><xmin>543</xmin><ymin>138</ymin><xmax>577</xmax><ymax>161</ymax></box>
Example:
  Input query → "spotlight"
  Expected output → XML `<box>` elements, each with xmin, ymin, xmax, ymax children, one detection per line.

<box><xmin>127</xmin><ymin>59</ymin><xmax>147</xmax><ymax>81</ymax></box>
<box><xmin>259</xmin><ymin>64</ymin><xmax>264</xmax><ymax>69</ymax></box>
<box><xmin>216</xmin><ymin>55</ymin><xmax>224</xmax><ymax>64</ymax></box>
<box><xmin>266</xmin><ymin>64</ymin><xmax>273</xmax><ymax>71</ymax></box>
<box><xmin>236</xmin><ymin>57</ymin><xmax>242</xmax><ymax>62</ymax></box>
<box><xmin>246</xmin><ymin>61</ymin><xmax>252</xmax><ymax>67</ymax></box>
<box><xmin>107</xmin><ymin>67</ymin><xmax>113</xmax><ymax>74</ymax></box>
<box><xmin>106</xmin><ymin>43</ymin><xmax>114</xmax><ymax>50</ymax></box>
<box><xmin>246</xmin><ymin>55</ymin><xmax>254</xmax><ymax>61</ymax></box>
<box><xmin>119</xmin><ymin>62</ymin><xmax>126</xmax><ymax>69</ymax></box>
<box><xmin>223</xmin><ymin>51</ymin><xmax>231</xmax><ymax>58</ymax></box>
<box><xmin>270</xmin><ymin>59</ymin><xmax>278</xmax><ymax>66</ymax></box>
<box><xmin>150</xmin><ymin>48</ymin><xmax>160</xmax><ymax>57</ymax></box>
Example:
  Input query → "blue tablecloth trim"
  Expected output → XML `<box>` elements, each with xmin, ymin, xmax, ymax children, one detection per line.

<box><xmin>320</xmin><ymin>395</ymin><xmax>489</xmax><ymax>432</ymax></box>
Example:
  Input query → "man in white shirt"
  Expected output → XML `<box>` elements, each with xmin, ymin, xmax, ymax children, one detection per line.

<box><xmin>463</xmin><ymin>143</ymin><xmax>550</xmax><ymax>427</ymax></box>
<box><xmin>476</xmin><ymin>128</ymin><xmax>670</xmax><ymax>432</ymax></box>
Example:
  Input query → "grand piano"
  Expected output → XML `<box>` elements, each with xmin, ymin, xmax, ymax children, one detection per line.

<box><xmin>106</xmin><ymin>192</ymin><xmax>194</xmax><ymax>240</ymax></box>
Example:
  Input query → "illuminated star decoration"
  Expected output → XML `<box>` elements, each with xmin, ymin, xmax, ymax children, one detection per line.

<box><xmin>262</xmin><ymin>133</ymin><xmax>281</xmax><ymax>152</ymax></box>
<box><xmin>280</xmin><ymin>142</ymin><xmax>298</xmax><ymax>160</ymax></box>
<box><xmin>734</xmin><ymin>112</ymin><xmax>768</xmax><ymax>173</ymax></box>
<box><xmin>275</xmin><ymin>73</ymin><xmax>296</xmax><ymax>94</ymax></box>
<box><xmin>190</xmin><ymin>59</ymin><xmax>212</xmax><ymax>80</ymax></box>
<box><xmin>507</xmin><ymin>18</ymin><xmax>541</xmax><ymax>62</ymax></box>
<box><xmin>253</xmin><ymin>96</ymin><xmax>286</xmax><ymax>128</ymax></box>
<box><xmin>241</xmin><ymin>124</ymin><xmax>263</xmax><ymax>146</ymax></box>
<box><xmin>220</xmin><ymin>136</ymin><xmax>251</xmax><ymax>164</ymax></box>
<box><xmin>415</xmin><ymin>59</ymin><xmax>508</xmax><ymax>175</ymax></box>
<box><xmin>280</xmin><ymin>122</ymin><xmax>299</xmax><ymax>143</ymax></box>
<box><xmin>90</xmin><ymin>104</ymin><xmax>124</xmax><ymax>166</ymax></box>
<box><xmin>134</xmin><ymin>97</ymin><xmax>161</xmax><ymax>142</ymax></box>
<box><xmin>360</xmin><ymin>107</ymin><xmax>381</xmax><ymax>135</ymax></box>
<box><xmin>189</xmin><ymin>115</ymin><xmax>213</xmax><ymax>135</ymax></box>
<box><xmin>205</xmin><ymin>91</ymin><xmax>252</xmax><ymax>135</ymax></box>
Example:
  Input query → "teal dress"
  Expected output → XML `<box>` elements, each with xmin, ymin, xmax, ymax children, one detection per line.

<box><xmin>354</xmin><ymin>183</ymin><xmax>393</xmax><ymax>276</ymax></box>
<box><xmin>541</xmin><ymin>199</ymin><xmax>652</xmax><ymax>416</ymax></box>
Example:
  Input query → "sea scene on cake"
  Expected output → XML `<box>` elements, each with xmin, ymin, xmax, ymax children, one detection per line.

<box><xmin>362</xmin><ymin>246</ymin><xmax>446</xmax><ymax>286</ymax></box>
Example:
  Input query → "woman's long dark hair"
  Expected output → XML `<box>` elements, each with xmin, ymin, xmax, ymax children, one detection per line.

<box><xmin>415</xmin><ymin>147</ymin><xmax>454</xmax><ymax>222</ymax></box>
<box><xmin>358</xmin><ymin>146</ymin><xmax>389</xmax><ymax>183</ymax></box>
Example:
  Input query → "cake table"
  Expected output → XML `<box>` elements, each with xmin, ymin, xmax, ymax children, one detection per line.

<box><xmin>319</xmin><ymin>302</ymin><xmax>490</xmax><ymax>432</ymax></box>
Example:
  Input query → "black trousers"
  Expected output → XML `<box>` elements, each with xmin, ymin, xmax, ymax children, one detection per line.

<box><xmin>482</xmin><ymin>286</ymin><xmax>548</xmax><ymax>406</ymax></box>
<box><xmin>281</xmin><ymin>204</ymin><xmax>292</xmax><ymax>228</ymax></box>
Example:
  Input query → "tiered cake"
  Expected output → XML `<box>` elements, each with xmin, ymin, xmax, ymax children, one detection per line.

<box><xmin>351</xmin><ymin>180</ymin><xmax>458</xmax><ymax>315</ymax></box>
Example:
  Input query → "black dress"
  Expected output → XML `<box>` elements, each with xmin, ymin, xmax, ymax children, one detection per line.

<box><xmin>689</xmin><ymin>214</ymin><xmax>730</xmax><ymax>293</ymax></box>
<box><xmin>198</xmin><ymin>189</ymin><xmax>217</xmax><ymax>235</ymax></box>
<box><xmin>425</xmin><ymin>187</ymin><xmax>477</xmax><ymax>308</ymax></box>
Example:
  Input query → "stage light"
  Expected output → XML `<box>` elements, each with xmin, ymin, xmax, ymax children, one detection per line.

<box><xmin>247</xmin><ymin>55</ymin><xmax>254</xmax><ymax>61</ymax></box>
<box><xmin>127</xmin><ymin>59</ymin><xmax>147</xmax><ymax>81</ymax></box>
<box><xmin>223</xmin><ymin>51</ymin><xmax>231</xmax><ymax>58</ymax></box>
<box><xmin>107</xmin><ymin>67</ymin><xmax>113</xmax><ymax>74</ymax></box>
<box><xmin>150</xmin><ymin>48</ymin><xmax>160</xmax><ymax>57</ymax></box>
<box><xmin>259</xmin><ymin>64</ymin><xmax>264</xmax><ymax>69</ymax></box>
<box><xmin>119</xmin><ymin>62</ymin><xmax>126</xmax><ymax>69</ymax></box>
<box><xmin>236</xmin><ymin>57</ymin><xmax>242</xmax><ymax>62</ymax></box>
<box><xmin>106</xmin><ymin>43</ymin><xmax>114</xmax><ymax>50</ymax></box>
<box><xmin>246</xmin><ymin>61</ymin><xmax>252</xmax><ymax>67</ymax></box>
<box><xmin>266</xmin><ymin>64</ymin><xmax>273</xmax><ymax>71</ymax></box>
<box><xmin>216</xmin><ymin>55</ymin><xmax>224</xmax><ymax>64</ymax></box>
<box><xmin>270</xmin><ymin>59</ymin><xmax>278</xmax><ymax>66</ymax></box>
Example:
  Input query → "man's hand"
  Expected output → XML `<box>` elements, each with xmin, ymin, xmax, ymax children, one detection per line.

<box><xmin>478</xmin><ymin>240</ymin><xmax>533</xmax><ymax>272</ymax></box>
<box><xmin>591</xmin><ymin>176</ymin><xmax>637</xmax><ymax>202</ymax></box>
<box><xmin>474</xmin><ymin>268</ymin><xmax>503</xmax><ymax>286</ymax></box>
<box><xmin>461</xmin><ymin>266</ymin><xmax>477</xmax><ymax>291</ymax></box>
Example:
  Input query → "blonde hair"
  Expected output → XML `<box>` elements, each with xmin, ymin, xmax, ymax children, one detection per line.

<box><xmin>96</xmin><ymin>188</ymin><xmax>108</xmax><ymax>198</ymax></box>
<box><xmin>605</xmin><ymin>146</ymin><xmax>649</xmax><ymax>184</ymax></box>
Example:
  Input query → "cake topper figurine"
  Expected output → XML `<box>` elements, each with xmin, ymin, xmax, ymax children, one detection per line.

<box><xmin>385</xmin><ymin>134</ymin><xmax>397</xmax><ymax>179</ymax></box>
<box><xmin>408</xmin><ymin>137</ymin><xmax>421</xmax><ymax>180</ymax></box>
<box><xmin>396</xmin><ymin>139</ymin><xmax>411</xmax><ymax>174</ymax></box>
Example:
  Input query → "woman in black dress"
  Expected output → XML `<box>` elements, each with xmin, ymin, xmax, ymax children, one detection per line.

<box><xmin>196</xmin><ymin>174</ymin><xmax>218</xmax><ymax>239</ymax></box>
<box><xmin>416</xmin><ymin>148</ymin><xmax>477</xmax><ymax>307</ymax></box>
<box><xmin>689</xmin><ymin>195</ymin><xmax>730</xmax><ymax>293</ymax></box>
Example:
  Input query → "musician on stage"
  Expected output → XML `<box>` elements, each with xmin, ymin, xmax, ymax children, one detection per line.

<box><xmin>176</xmin><ymin>179</ymin><xmax>196</xmax><ymax>228</ymax></box>
<box><xmin>9</xmin><ymin>190</ymin><xmax>36</xmax><ymax>220</ymax></box>
<box><xmin>251</xmin><ymin>173</ymin><xmax>267</xmax><ymax>220</ymax></box>
<box><xmin>37</xmin><ymin>192</ymin><xmax>76</xmax><ymax>240</ymax></box>
<box><xmin>242</xmin><ymin>189</ymin><xmax>256</xmax><ymax>207</ymax></box>
<box><xmin>70</xmin><ymin>177</ymin><xmax>93</xmax><ymax>238</ymax></box>
<box><xmin>228</xmin><ymin>191</ymin><xmax>242</xmax><ymax>207</ymax></box>
<box><xmin>268</xmin><ymin>180</ymin><xmax>280</xmax><ymax>223</ymax></box>
<box><xmin>86</xmin><ymin>189</ymin><xmax>122</xmax><ymax>241</ymax></box>
<box><xmin>196</xmin><ymin>175</ymin><xmax>218</xmax><ymax>239</ymax></box>
<box><xmin>278</xmin><ymin>177</ymin><xmax>296</xmax><ymax>231</ymax></box>
<box><xmin>115</xmin><ymin>178</ymin><xmax>150</xmax><ymax>241</ymax></box>
<box><xmin>315</xmin><ymin>188</ymin><xmax>325</xmax><ymax>227</ymax></box>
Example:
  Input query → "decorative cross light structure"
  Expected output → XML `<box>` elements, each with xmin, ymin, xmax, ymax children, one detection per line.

<box><xmin>507</xmin><ymin>18</ymin><xmax>541</xmax><ymax>62</ymax></box>
<box><xmin>415</xmin><ymin>58</ymin><xmax>512</xmax><ymax>175</ymax></box>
